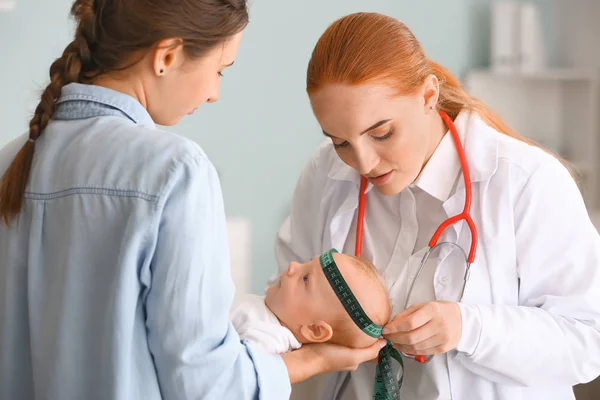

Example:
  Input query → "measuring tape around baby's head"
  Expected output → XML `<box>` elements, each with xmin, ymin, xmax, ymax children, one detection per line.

<box><xmin>319</xmin><ymin>249</ymin><xmax>383</xmax><ymax>338</ymax></box>
<box><xmin>319</xmin><ymin>249</ymin><xmax>404</xmax><ymax>400</ymax></box>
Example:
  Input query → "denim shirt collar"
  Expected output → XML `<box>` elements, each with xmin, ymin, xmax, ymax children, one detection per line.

<box><xmin>54</xmin><ymin>83</ymin><xmax>156</xmax><ymax>129</ymax></box>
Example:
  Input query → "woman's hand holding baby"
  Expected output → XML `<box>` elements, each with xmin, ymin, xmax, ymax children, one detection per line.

<box><xmin>282</xmin><ymin>339</ymin><xmax>387</xmax><ymax>383</ymax></box>
<box><xmin>382</xmin><ymin>301</ymin><xmax>462</xmax><ymax>356</ymax></box>
<box><xmin>310</xmin><ymin>339</ymin><xmax>388</xmax><ymax>372</ymax></box>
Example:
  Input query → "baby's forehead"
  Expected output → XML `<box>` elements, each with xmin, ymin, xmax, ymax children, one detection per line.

<box><xmin>333</xmin><ymin>253</ymin><xmax>370</xmax><ymax>277</ymax></box>
<box><xmin>315</xmin><ymin>253</ymin><xmax>363</xmax><ymax>291</ymax></box>
<box><xmin>333</xmin><ymin>254</ymin><xmax>386</xmax><ymax>297</ymax></box>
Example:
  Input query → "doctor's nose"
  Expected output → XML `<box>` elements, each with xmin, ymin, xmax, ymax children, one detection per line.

<box><xmin>353</xmin><ymin>146</ymin><xmax>379</xmax><ymax>176</ymax></box>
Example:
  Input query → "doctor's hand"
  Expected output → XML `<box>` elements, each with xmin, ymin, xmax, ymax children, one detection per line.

<box><xmin>382</xmin><ymin>301</ymin><xmax>462</xmax><ymax>357</ymax></box>
<box><xmin>282</xmin><ymin>339</ymin><xmax>387</xmax><ymax>384</ymax></box>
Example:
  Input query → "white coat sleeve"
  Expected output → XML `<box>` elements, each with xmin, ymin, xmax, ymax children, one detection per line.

<box><xmin>455</xmin><ymin>158</ymin><xmax>600</xmax><ymax>386</ymax></box>
<box><xmin>271</xmin><ymin>151</ymin><xmax>324</xmax><ymax>284</ymax></box>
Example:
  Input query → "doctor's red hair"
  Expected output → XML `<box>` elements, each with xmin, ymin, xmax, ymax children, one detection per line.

<box><xmin>306</xmin><ymin>12</ymin><xmax>572</xmax><ymax>175</ymax></box>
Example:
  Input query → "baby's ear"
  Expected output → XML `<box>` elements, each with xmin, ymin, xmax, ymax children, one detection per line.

<box><xmin>300</xmin><ymin>321</ymin><xmax>333</xmax><ymax>343</ymax></box>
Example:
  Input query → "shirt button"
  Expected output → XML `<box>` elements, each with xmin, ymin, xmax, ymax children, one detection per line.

<box><xmin>439</xmin><ymin>276</ymin><xmax>450</xmax><ymax>285</ymax></box>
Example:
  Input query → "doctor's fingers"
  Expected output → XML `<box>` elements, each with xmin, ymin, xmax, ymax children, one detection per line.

<box><xmin>382</xmin><ymin>302</ymin><xmax>434</xmax><ymax>334</ymax></box>
<box><xmin>384</xmin><ymin>319</ymin><xmax>436</xmax><ymax>347</ymax></box>
<box><xmin>393</xmin><ymin>332</ymin><xmax>445</xmax><ymax>353</ymax></box>
<box><xmin>389</xmin><ymin>303</ymin><xmax>421</xmax><ymax>320</ymax></box>
<box><xmin>394</xmin><ymin>335</ymin><xmax>455</xmax><ymax>356</ymax></box>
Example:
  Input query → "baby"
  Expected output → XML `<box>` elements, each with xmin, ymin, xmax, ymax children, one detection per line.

<box><xmin>231</xmin><ymin>251</ymin><xmax>391</xmax><ymax>354</ymax></box>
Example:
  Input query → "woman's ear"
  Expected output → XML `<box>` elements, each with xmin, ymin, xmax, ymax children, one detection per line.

<box><xmin>300</xmin><ymin>321</ymin><xmax>334</xmax><ymax>343</ymax></box>
<box><xmin>422</xmin><ymin>73</ymin><xmax>439</xmax><ymax>113</ymax></box>
<box><xmin>152</xmin><ymin>38</ymin><xmax>184</xmax><ymax>76</ymax></box>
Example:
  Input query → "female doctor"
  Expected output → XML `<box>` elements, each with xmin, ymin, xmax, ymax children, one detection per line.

<box><xmin>274</xmin><ymin>12</ymin><xmax>600</xmax><ymax>400</ymax></box>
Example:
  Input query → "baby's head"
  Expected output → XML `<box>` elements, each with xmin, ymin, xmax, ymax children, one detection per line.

<box><xmin>265</xmin><ymin>252</ymin><xmax>391</xmax><ymax>348</ymax></box>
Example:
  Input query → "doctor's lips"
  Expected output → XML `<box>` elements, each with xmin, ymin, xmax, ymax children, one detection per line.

<box><xmin>366</xmin><ymin>171</ymin><xmax>393</xmax><ymax>185</ymax></box>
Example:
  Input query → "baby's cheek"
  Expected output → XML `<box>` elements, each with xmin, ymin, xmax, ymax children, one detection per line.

<box><xmin>306</xmin><ymin>300</ymin><xmax>329</xmax><ymax>322</ymax></box>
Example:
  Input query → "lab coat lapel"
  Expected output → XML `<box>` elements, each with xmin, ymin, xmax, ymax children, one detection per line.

<box><xmin>436</xmin><ymin>111</ymin><xmax>499</xmax><ymax>266</ymax></box>
<box><xmin>329</xmin><ymin>184</ymin><xmax>360</xmax><ymax>252</ymax></box>
<box><xmin>439</xmin><ymin>190</ymin><xmax>467</xmax><ymax>263</ymax></box>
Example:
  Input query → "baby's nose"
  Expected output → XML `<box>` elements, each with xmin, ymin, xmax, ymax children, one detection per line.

<box><xmin>287</xmin><ymin>262</ymin><xmax>299</xmax><ymax>276</ymax></box>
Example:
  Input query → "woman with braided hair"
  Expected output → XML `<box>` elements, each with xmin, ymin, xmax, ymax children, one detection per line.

<box><xmin>0</xmin><ymin>1</ymin><xmax>385</xmax><ymax>399</ymax></box>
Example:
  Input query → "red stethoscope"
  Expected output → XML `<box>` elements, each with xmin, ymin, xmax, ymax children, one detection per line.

<box><xmin>354</xmin><ymin>110</ymin><xmax>479</xmax><ymax>364</ymax></box>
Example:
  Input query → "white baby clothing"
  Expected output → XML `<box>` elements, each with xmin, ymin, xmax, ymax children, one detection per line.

<box><xmin>231</xmin><ymin>294</ymin><xmax>302</xmax><ymax>354</ymax></box>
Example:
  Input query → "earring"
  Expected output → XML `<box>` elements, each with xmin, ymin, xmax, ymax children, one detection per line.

<box><xmin>159</xmin><ymin>69</ymin><xmax>164</xmax><ymax>74</ymax></box>
<box><xmin>430</xmin><ymin>105</ymin><xmax>435</xmax><ymax>110</ymax></box>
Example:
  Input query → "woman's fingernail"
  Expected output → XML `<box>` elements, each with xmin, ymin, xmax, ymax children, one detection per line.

<box><xmin>382</xmin><ymin>328</ymin><xmax>390</xmax><ymax>335</ymax></box>
<box><xmin>379</xmin><ymin>341</ymin><xmax>387</xmax><ymax>349</ymax></box>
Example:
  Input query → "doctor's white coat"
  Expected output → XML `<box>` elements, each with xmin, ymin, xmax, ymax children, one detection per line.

<box><xmin>273</xmin><ymin>111</ymin><xmax>600</xmax><ymax>400</ymax></box>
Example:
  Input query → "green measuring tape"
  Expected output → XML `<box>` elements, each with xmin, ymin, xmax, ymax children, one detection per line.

<box><xmin>320</xmin><ymin>249</ymin><xmax>404</xmax><ymax>400</ymax></box>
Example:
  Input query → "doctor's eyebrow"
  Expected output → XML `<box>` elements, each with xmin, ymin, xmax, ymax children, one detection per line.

<box><xmin>322</xmin><ymin>119</ymin><xmax>391</xmax><ymax>138</ymax></box>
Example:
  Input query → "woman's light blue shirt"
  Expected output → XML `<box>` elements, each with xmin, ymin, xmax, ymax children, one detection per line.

<box><xmin>0</xmin><ymin>83</ymin><xmax>290</xmax><ymax>400</ymax></box>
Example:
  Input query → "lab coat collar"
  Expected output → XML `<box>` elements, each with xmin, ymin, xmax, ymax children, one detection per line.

<box><xmin>326</xmin><ymin>110</ymin><xmax>499</xmax><ymax>198</ymax></box>
<box><xmin>411</xmin><ymin>126</ymin><xmax>460</xmax><ymax>202</ymax></box>
<box><xmin>454</xmin><ymin>110</ymin><xmax>500</xmax><ymax>187</ymax></box>
<box><xmin>327</xmin><ymin>151</ymin><xmax>374</xmax><ymax>191</ymax></box>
